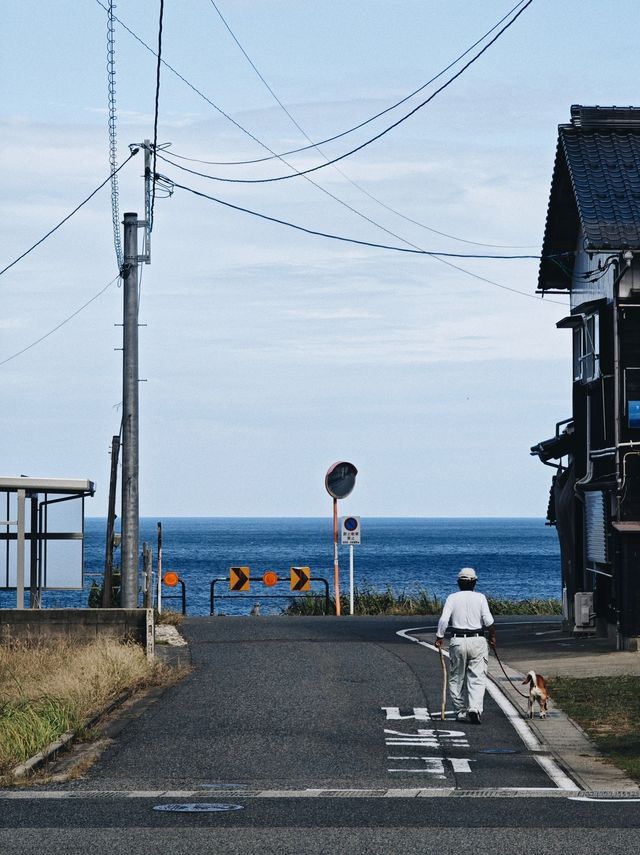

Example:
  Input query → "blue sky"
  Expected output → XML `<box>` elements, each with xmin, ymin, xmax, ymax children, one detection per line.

<box><xmin>1</xmin><ymin>1</ymin><xmax>638</xmax><ymax>517</ymax></box>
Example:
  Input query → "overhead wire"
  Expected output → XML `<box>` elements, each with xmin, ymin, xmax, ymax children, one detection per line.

<box><xmin>0</xmin><ymin>150</ymin><xmax>139</xmax><ymax>279</ymax></box>
<box><xmin>165</xmin><ymin>176</ymin><xmax>567</xmax><ymax>261</ymax></box>
<box><xmin>158</xmin><ymin>0</ymin><xmax>535</xmax><ymax>185</ymax></box>
<box><xmin>150</xmin><ymin>0</ymin><xmax>165</xmax><ymax>232</ymax></box>
<box><xmin>96</xmin><ymin>1</ymin><xmax>558</xmax><ymax>303</ymax></box>
<box><xmin>165</xmin><ymin>176</ymin><xmax>567</xmax><ymax>305</ymax></box>
<box><xmin>189</xmin><ymin>0</ymin><xmax>531</xmax><ymax>167</ymax></box>
<box><xmin>205</xmin><ymin>0</ymin><xmax>539</xmax><ymax>253</ymax></box>
<box><xmin>0</xmin><ymin>274</ymin><xmax>121</xmax><ymax>367</ymax></box>
<box><xmin>95</xmin><ymin>0</ymin><xmax>537</xmax><ymax>251</ymax></box>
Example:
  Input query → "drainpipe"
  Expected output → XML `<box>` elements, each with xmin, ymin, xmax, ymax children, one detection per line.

<box><xmin>575</xmin><ymin>393</ymin><xmax>593</xmax><ymax>493</ymax></box>
<box><xmin>613</xmin><ymin>259</ymin><xmax>622</xmax><ymax>505</ymax></box>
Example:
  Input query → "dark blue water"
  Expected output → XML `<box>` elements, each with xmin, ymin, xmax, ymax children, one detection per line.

<box><xmin>0</xmin><ymin>518</ymin><xmax>561</xmax><ymax>616</ymax></box>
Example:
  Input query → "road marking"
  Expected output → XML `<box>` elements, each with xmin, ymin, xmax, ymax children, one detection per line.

<box><xmin>387</xmin><ymin>757</ymin><xmax>475</xmax><ymax>776</ymax></box>
<box><xmin>396</xmin><ymin>626</ymin><xmax>577</xmax><ymax>791</ymax></box>
<box><xmin>9</xmin><ymin>787</ymin><xmax>630</xmax><ymax>799</ymax></box>
<box><xmin>384</xmin><ymin>728</ymin><xmax>469</xmax><ymax>749</ymax></box>
<box><xmin>382</xmin><ymin>707</ymin><xmax>431</xmax><ymax>721</ymax></box>
<box><xmin>569</xmin><ymin>796</ymin><xmax>640</xmax><ymax>803</ymax></box>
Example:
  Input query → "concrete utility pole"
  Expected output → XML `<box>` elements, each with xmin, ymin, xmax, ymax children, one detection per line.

<box><xmin>121</xmin><ymin>212</ymin><xmax>140</xmax><ymax>609</ymax></box>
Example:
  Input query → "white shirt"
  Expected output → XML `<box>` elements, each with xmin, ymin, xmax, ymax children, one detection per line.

<box><xmin>436</xmin><ymin>590</ymin><xmax>494</xmax><ymax>638</ymax></box>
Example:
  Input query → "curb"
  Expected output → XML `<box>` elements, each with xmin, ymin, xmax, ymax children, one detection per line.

<box><xmin>487</xmin><ymin>655</ymin><xmax>640</xmax><ymax>793</ymax></box>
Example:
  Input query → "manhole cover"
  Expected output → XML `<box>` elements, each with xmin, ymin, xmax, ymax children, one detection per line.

<box><xmin>153</xmin><ymin>803</ymin><xmax>245</xmax><ymax>813</ymax></box>
<box><xmin>478</xmin><ymin>748</ymin><xmax>517</xmax><ymax>754</ymax></box>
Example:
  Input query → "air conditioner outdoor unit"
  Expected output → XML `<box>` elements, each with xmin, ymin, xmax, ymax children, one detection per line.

<box><xmin>574</xmin><ymin>591</ymin><xmax>594</xmax><ymax>627</ymax></box>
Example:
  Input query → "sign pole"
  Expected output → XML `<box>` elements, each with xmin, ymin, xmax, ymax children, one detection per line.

<box><xmin>157</xmin><ymin>522</ymin><xmax>163</xmax><ymax>614</ymax></box>
<box><xmin>349</xmin><ymin>543</ymin><xmax>355</xmax><ymax>615</ymax></box>
<box><xmin>325</xmin><ymin>461</ymin><xmax>357</xmax><ymax>618</ymax></box>
<box><xmin>333</xmin><ymin>496</ymin><xmax>341</xmax><ymax>616</ymax></box>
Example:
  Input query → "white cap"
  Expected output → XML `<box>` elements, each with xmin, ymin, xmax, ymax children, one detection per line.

<box><xmin>458</xmin><ymin>567</ymin><xmax>477</xmax><ymax>581</ymax></box>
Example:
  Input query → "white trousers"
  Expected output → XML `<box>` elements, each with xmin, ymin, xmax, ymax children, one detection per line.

<box><xmin>448</xmin><ymin>636</ymin><xmax>489</xmax><ymax>715</ymax></box>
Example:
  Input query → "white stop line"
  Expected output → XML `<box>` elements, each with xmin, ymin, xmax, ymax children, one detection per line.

<box><xmin>396</xmin><ymin>626</ymin><xmax>576</xmax><ymax>791</ymax></box>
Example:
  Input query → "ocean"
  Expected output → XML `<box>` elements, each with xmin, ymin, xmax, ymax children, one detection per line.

<box><xmin>0</xmin><ymin>518</ymin><xmax>561</xmax><ymax>616</ymax></box>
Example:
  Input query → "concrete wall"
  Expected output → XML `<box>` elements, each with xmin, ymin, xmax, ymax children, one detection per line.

<box><xmin>0</xmin><ymin>609</ymin><xmax>153</xmax><ymax>656</ymax></box>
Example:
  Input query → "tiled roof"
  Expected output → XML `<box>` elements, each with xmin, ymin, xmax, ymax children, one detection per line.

<box><xmin>538</xmin><ymin>106</ymin><xmax>640</xmax><ymax>291</ymax></box>
<box><xmin>562</xmin><ymin>129</ymin><xmax>640</xmax><ymax>248</ymax></box>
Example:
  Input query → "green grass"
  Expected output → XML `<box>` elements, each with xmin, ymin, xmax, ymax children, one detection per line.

<box><xmin>282</xmin><ymin>586</ymin><xmax>562</xmax><ymax>617</ymax></box>
<box><xmin>0</xmin><ymin>697</ymin><xmax>79</xmax><ymax>766</ymax></box>
<box><xmin>550</xmin><ymin>676</ymin><xmax>640</xmax><ymax>782</ymax></box>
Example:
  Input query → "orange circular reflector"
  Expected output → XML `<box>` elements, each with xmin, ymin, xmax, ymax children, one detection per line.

<box><xmin>262</xmin><ymin>571</ymin><xmax>278</xmax><ymax>587</ymax></box>
<box><xmin>163</xmin><ymin>571</ymin><xmax>179</xmax><ymax>587</ymax></box>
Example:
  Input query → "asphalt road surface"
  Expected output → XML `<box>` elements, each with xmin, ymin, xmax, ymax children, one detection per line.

<box><xmin>1</xmin><ymin>615</ymin><xmax>639</xmax><ymax>853</ymax></box>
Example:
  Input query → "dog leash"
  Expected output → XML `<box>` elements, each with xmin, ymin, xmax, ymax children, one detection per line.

<box><xmin>491</xmin><ymin>646</ymin><xmax>530</xmax><ymax>699</ymax></box>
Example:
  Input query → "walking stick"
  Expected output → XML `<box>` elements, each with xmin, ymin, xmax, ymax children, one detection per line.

<box><xmin>439</xmin><ymin>647</ymin><xmax>447</xmax><ymax>721</ymax></box>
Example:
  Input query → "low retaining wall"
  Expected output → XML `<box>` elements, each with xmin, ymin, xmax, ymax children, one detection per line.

<box><xmin>0</xmin><ymin>608</ymin><xmax>154</xmax><ymax>657</ymax></box>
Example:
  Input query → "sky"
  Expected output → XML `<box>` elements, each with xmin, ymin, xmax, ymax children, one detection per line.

<box><xmin>1</xmin><ymin>0</ymin><xmax>638</xmax><ymax>518</ymax></box>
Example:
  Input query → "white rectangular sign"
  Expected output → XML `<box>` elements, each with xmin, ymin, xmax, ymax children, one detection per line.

<box><xmin>341</xmin><ymin>516</ymin><xmax>361</xmax><ymax>545</ymax></box>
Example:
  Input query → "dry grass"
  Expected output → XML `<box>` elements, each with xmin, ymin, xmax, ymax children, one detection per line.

<box><xmin>155</xmin><ymin>609</ymin><xmax>184</xmax><ymax>626</ymax></box>
<box><xmin>0</xmin><ymin>637</ymin><xmax>169</xmax><ymax>780</ymax></box>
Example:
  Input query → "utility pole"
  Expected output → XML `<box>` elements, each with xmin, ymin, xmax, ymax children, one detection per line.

<box><xmin>121</xmin><ymin>212</ymin><xmax>140</xmax><ymax>609</ymax></box>
<box><xmin>102</xmin><ymin>433</ymin><xmax>121</xmax><ymax>607</ymax></box>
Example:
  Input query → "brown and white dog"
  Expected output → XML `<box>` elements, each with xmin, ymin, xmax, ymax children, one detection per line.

<box><xmin>522</xmin><ymin>670</ymin><xmax>549</xmax><ymax>719</ymax></box>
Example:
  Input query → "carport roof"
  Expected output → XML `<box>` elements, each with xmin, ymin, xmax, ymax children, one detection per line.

<box><xmin>0</xmin><ymin>476</ymin><xmax>95</xmax><ymax>495</ymax></box>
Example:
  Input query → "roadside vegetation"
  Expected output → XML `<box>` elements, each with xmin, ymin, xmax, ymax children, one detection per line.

<box><xmin>550</xmin><ymin>675</ymin><xmax>640</xmax><ymax>782</ymax></box>
<box><xmin>0</xmin><ymin>637</ymin><xmax>174</xmax><ymax>783</ymax></box>
<box><xmin>283</xmin><ymin>586</ymin><xmax>563</xmax><ymax>616</ymax></box>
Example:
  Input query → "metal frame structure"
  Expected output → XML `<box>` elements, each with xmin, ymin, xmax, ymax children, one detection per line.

<box><xmin>0</xmin><ymin>477</ymin><xmax>95</xmax><ymax>609</ymax></box>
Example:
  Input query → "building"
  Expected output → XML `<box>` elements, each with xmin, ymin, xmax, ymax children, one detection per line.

<box><xmin>532</xmin><ymin>105</ymin><xmax>640</xmax><ymax>651</ymax></box>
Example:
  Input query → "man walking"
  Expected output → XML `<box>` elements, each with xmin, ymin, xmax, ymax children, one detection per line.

<box><xmin>435</xmin><ymin>567</ymin><xmax>496</xmax><ymax>724</ymax></box>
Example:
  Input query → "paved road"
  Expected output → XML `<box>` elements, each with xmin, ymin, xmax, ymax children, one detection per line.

<box><xmin>1</xmin><ymin>616</ymin><xmax>639</xmax><ymax>853</ymax></box>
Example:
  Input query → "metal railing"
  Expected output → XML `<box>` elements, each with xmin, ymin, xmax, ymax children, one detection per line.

<box><xmin>162</xmin><ymin>578</ymin><xmax>186</xmax><ymax>615</ymax></box>
<box><xmin>210</xmin><ymin>576</ymin><xmax>330</xmax><ymax>616</ymax></box>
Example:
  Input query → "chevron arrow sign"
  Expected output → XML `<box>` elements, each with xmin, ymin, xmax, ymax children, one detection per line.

<box><xmin>230</xmin><ymin>566</ymin><xmax>250</xmax><ymax>591</ymax></box>
<box><xmin>290</xmin><ymin>566</ymin><xmax>311</xmax><ymax>592</ymax></box>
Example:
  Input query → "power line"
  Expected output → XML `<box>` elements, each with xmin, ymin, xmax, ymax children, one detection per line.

<box><xmin>96</xmin><ymin>0</ymin><xmax>537</xmax><ymax>257</ymax></box>
<box><xmin>158</xmin><ymin>0</ymin><xmax>535</xmax><ymax>185</ymax></box>
<box><xmin>0</xmin><ymin>150</ymin><xmax>139</xmax><ymax>279</ymax></box>
<box><xmin>205</xmin><ymin>0</ymin><xmax>538</xmax><ymax>252</ymax></box>
<box><xmin>96</xmin><ymin>0</ymin><xmax>423</xmax><ymax>252</ymax></box>
<box><xmin>0</xmin><ymin>274</ymin><xmax>120</xmax><ymax>367</ymax></box>
<box><xmin>150</xmin><ymin>0</ymin><xmax>165</xmax><ymax>232</ymax></box>
<box><xmin>186</xmin><ymin>0</ymin><xmax>530</xmax><ymax>167</ymax></box>
<box><xmin>166</xmin><ymin>177</ymin><xmax>566</xmax><ymax>305</ymax></box>
<box><xmin>165</xmin><ymin>176</ymin><xmax>568</xmax><ymax>261</ymax></box>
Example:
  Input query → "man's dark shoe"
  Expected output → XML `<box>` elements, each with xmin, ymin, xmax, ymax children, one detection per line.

<box><xmin>469</xmin><ymin>711</ymin><xmax>481</xmax><ymax>725</ymax></box>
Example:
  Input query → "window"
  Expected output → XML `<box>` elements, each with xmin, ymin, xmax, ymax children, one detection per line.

<box><xmin>573</xmin><ymin>313</ymin><xmax>600</xmax><ymax>383</ymax></box>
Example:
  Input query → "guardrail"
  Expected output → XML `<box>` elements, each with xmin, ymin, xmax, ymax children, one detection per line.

<box><xmin>209</xmin><ymin>576</ymin><xmax>330</xmax><ymax>616</ymax></box>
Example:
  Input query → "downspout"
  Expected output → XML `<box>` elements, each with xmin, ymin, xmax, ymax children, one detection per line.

<box><xmin>575</xmin><ymin>393</ymin><xmax>592</xmax><ymax>494</ymax></box>
<box><xmin>613</xmin><ymin>251</ymin><xmax>634</xmax><ymax>506</ymax></box>
<box><xmin>613</xmin><ymin>257</ymin><xmax>622</xmax><ymax>508</ymax></box>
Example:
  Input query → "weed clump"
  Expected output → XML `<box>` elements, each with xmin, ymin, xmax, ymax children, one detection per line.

<box><xmin>0</xmin><ymin>637</ymin><xmax>168</xmax><ymax>779</ymax></box>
